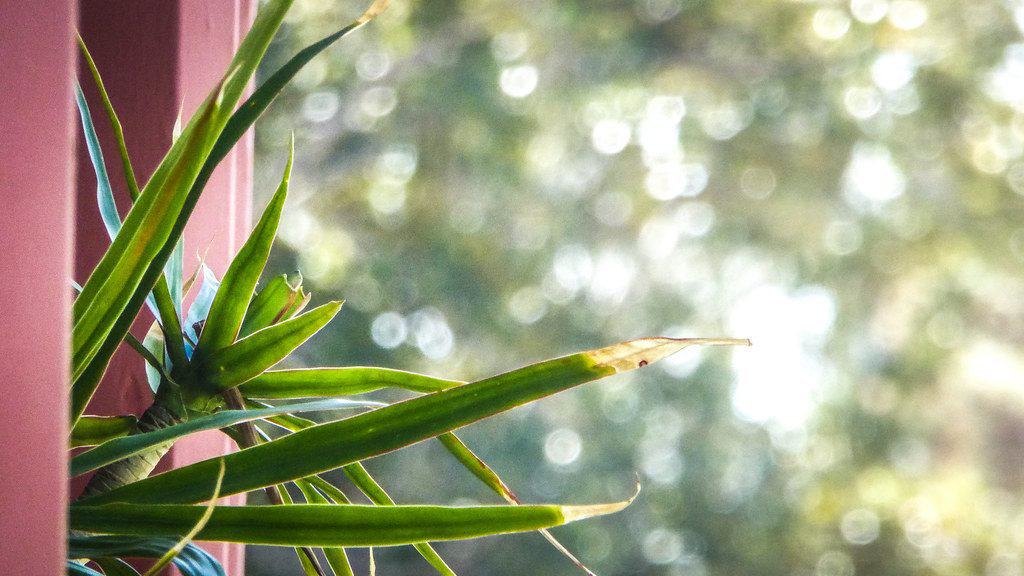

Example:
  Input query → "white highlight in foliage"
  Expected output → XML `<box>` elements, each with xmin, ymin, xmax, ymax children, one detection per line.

<box><xmin>812</xmin><ymin>8</ymin><xmax>851</xmax><ymax>40</ymax></box>
<box><xmin>409</xmin><ymin>308</ymin><xmax>454</xmax><ymax>360</ymax></box>
<box><xmin>841</xmin><ymin>509</ymin><xmax>881</xmax><ymax>545</ymax></box>
<box><xmin>500</xmin><ymin>65</ymin><xmax>538</xmax><ymax>98</ymax></box>
<box><xmin>850</xmin><ymin>0</ymin><xmax>889</xmax><ymax>23</ymax></box>
<box><xmin>591</xmin><ymin>119</ymin><xmax>632</xmax><ymax>155</ymax></box>
<box><xmin>729</xmin><ymin>285</ymin><xmax>836</xmax><ymax>429</ymax></box>
<box><xmin>888</xmin><ymin>0</ymin><xmax>928</xmax><ymax>30</ymax></box>
<box><xmin>370</xmin><ymin>312</ymin><xmax>407</xmax><ymax>349</ymax></box>
<box><xmin>843</xmin><ymin>142</ymin><xmax>906</xmax><ymax>210</ymax></box>
<box><xmin>544</xmin><ymin>428</ymin><xmax>582</xmax><ymax>466</ymax></box>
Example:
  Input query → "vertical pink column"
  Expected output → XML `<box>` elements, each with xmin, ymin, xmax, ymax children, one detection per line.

<box><xmin>0</xmin><ymin>1</ymin><xmax>77</xmax><ymax>574</ymax></box>
<box><xmin>75</xmin><ymin>1</ymin><xmax>253</xmax><ymax>572</ymax></box>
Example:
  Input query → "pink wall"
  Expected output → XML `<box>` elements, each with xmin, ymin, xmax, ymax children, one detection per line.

<box><xmin>0</xmin><ymin>0</ymin><xmax>252</xmax><ymax>572</ymax></box>
<box><xmin>0</xmin><ymin>1</ymin><xmax>77</xmax><ymax>574</ymax></box>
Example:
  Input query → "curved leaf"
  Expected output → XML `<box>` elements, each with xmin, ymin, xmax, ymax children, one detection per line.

<box><xmin>67</xmin><ymin>536</ymin><xmax>225</xmax><ymax>576</ymax></box>
<box><xmin>199</xmin><ymin>301</ymin><xmax>343</xmax><ymax>390</ymax></box>
<box><xmin>80</xmin><ymin>338</ymin><xmax>745</xmax><ymax>505</ymax></box>
<box><xmin>240</xmin><ymin>367</ymin><xmax>462</xmax><ymax>398</ymax></box>
<box><xmin>92</xmin><ymin>558</ymin><xmax>141</xmax><ymax>576</ymax></box>
<box><xmin>69</xmin><ymin>499</ymin><xmax>632</xmax><ymax>547</ymax></box>
<box><xmin>70</xmin><ymin>415</ymin><xmax>138</xmax><ymax>448</ymax></box>
<box><xmin>197</xmin><ymin>139</ymin><xmax>293</xmax><ymax>354</ymax></box>
<box><xmin>71</xmin><ymin>398</ymin><xmax>380</xmax><ymax>477</ymax></box>
<box><xmin>239</xmin><ymin>274</ymin><xmax>304</xmax><ymax>338</ymax></box>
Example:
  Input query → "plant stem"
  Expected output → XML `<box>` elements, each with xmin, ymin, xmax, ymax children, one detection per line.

<box><xmin>221</xmin><ymin>387</ymin><xmax>327</xmax><ymax>576</ymax></box>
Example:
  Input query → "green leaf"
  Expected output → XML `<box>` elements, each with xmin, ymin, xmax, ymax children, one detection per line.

<box><xmin>294</xmin><ymin>481</ymin><xmax>355</xmax><ymax>576</ymax></box>
<box><xmin>270</xmin><ymin>477</ymin><xmax>332</xmax><ymax>576</ymax></box>
<box><xmin>239</xmin><ymin>367</ymin><xmax>463</xmax><ymax>398</ymax></box>
<box><xmin>239</xmin><ymin>274</ymin><xmax>304</xmax><ymax>338</ymax></box>
<box><xmin>438</xmin><ymin>433</ymin><xmax>595</xmax><ymax>574</ymax></box>
<box><xmin>69</xmin><ymin>499</ymin><xmax>632</xmax><ymax>547</ymax></box>
<box><xmin>80</xmin><ymin>338</ymin><xmax>745</xmax><ymax>505</ymax></box>
<box><xmin>70</xmin><ymin>0</ymin><xmax>295</xmax><ymax>425</ymax></box>
<box><xmin>343</xmin><ymin>463</ymin><xmax>456</xmax><ymax>576</ymax></box>
<box><xmin>70</xmin><ymin>398</ymin><xmax>379</xmax><ymax>477</ymax></box>
<box><xmin>142</xmin><ymin>460</ymin><xmax>225</xmax><ymax>576</ymax></box>
<box><xmin>68</xmin><ymin>536</ymin><xmax>225</xmax><ymax>576</ymax></box>
<box><xmin>77</xmin><ymin>44</ymin><xmax>188</xmax><ymax>371</ymax></box>
<box><xmin>210</xmin><ymin>0</ymin><xmax>389</xmax><ymax>193</ymax></box>
<box><xmin>196</xmin><ymin>138</ymin><xmax>293</xmax><ymax>354</ymax></box>
<box><xmin>76</xmin><ymin>36</ymin><xmax>140</xmax><ymax>200</ymax></box>
<box><xmin>70</xmin><ymin>415</ymin><xmax>138</xmax><ymax>448</ymax></box>
<box><xmin>199</xmin><ymin>301</ymin><xmax>343</xmax><ymax>390</ymax></box>
<box><xmin>269</xmin><ymin>412</ymin><xmax>456</xmax><ymax>575</ymax></box>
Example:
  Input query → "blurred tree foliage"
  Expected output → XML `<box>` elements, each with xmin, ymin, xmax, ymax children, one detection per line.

<box><xmin>250</xmin><ymin>0</ymin><xmax>1024</xmax><ymax>574</ymax></box>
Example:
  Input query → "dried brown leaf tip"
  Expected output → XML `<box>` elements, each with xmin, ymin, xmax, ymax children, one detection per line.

<box><xmin>587</xmin><ymin>337</ymin><xmax>751</xmax><ymax>373</ymax></box>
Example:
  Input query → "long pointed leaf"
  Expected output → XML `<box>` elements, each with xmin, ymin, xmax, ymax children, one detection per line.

<box><xmin>239</xmin><ymin>274</ymin><xmax>305</xmax><ymax>337</ymax></box>
<box><xmin>76</xmin><ymin>36</ymin><xmax>140</xmax><ymax>199</ymax></box>
<box><xmin>69</xmin><ymin>500</ymin><xmax>632</xmax><ymax>547</ymax></box>
<box><xmin>197</xmin><ymin>139</ymin><xmax>293</xmax><ymax>353</ymax></box>
<box><xmin>143</xmin><ymin>460</ymin><xmax>225</xmax><ymax>576</ymax></box>
<box><xmin>81</xmin><ymin>338</ymin><xmax>747</xmax><ymax>505</ymax></box>
<box><xmin>438</xmin><ymin>433</ymin><xmax>595</xmax><ymax>574</ymax></box>
<box><xmin>77</xmin><ymin>45</ymin><xmax>189</xmax><ymax>369</ymax></box>
<box><xmin>71</xmin><ymin>398</ymin><xmax>379</xmax><ymax>477</ymax></box>
<box><xmin>269</xmin><ymin>412</ymin><xmax>456</xmax><ymax>575</ymax></box>
<box><xmin>294</xmin><ymin>481</ymin><xmax>355</xmax><ymax>576</ymax></box>
<box><xmin>240</xmin><ymin>367</ymin><xmax>462</xmax><ymax>398</ymax></box>
<box><xmin>199</xmin><ymin>301</ymin><xmax>343</xmax><ymax>390</ymax></box>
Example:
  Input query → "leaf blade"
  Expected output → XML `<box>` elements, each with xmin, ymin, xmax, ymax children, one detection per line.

<box><xmin>70</xmin><ymin>415</ymin><xmax>138</xmax><ymax>448</ymax></box>
<box><xmin>69</xmin><ymin>500</ymin><xmax>630</xmax><ymax>547</ymax></box>
<box><xmin>81</xmin><ymin>338</ymin><xmax>742</xmax><ymax>505</ymax></box>
<box><xmin>197</xmin><ymin>139</ymin><xmax>293</xmax><ymax>353</ymax></box>
<box><xmin>199</xmin><ymin>301</ymin><xmax>343</xmax><ymax>390</ymax></box>
<box><xmin>239</xmin><ymin>367</ymin><xmax>463</xmax><ymax>398</ymax></box>
<box><xmin>70</xmin><ymin>398</ymin><xmax>379</xmax><ymax>477</ymax></box>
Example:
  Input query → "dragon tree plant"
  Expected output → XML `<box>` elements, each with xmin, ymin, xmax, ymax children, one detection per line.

<box><xmin>67</xmin><ymin>1</ymin><xmax>748</xmax><ymax>574</ymax></box>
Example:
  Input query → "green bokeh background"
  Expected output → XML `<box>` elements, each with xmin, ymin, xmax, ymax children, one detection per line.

<box><xmin>248</xmin><ymin>0</ymin><xmax>1024</xmax><ymax>574</ymax></box>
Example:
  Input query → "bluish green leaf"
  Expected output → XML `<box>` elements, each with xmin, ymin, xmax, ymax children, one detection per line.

<box><xmin>183</xmin><ymin>264</ymin><xmax>221</xmax><ymax>357</ymax></box>
<box><xmin>71</xmin><ymin>398</ymin><xmax>380</xmax><ymax>477</ymax></box>
<box><xmin>68</xmin><ymin>536</ymin><xmax>225</xmax><ymax>576</ymax></box>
